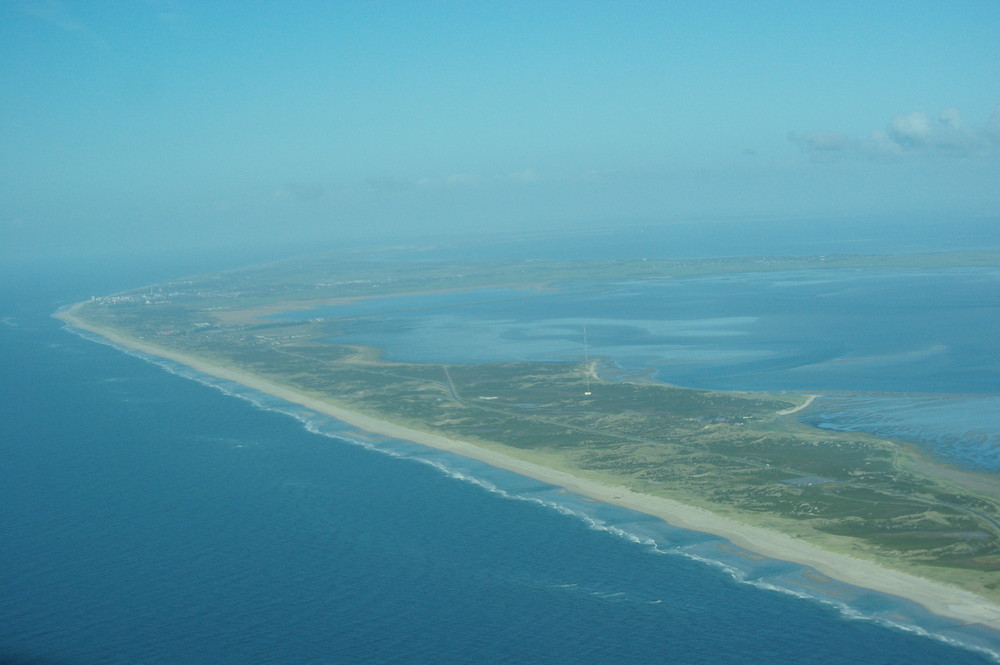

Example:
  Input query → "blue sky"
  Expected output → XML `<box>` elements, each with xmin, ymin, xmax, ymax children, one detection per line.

<box><xmin>2</xmin><ymin>1</ymin><xmax>998</xmax><ymax>259</ymax></box>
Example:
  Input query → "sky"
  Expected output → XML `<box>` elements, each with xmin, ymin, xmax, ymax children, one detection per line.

<box><xmin>2</xmin><ymin>1</ymin><xmax>999</xmax><ymax>261</ymax></box>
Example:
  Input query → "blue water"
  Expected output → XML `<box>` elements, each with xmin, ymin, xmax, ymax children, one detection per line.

<box><xmin>2</xmin><ymin>226</ymin><xmax>1000</xmax><ymax>664</ymax></box>
<box><xmin>295</xmin><ymin>268</ymin><xmax>1000</xmax><ymax>394</ymax></box>
<box><xmin>282</xmin><ymin>266</ymin><xmax>1000</xmax><ymax>473</ymax></box>
<box><xmin>801</xmin><ymin>394</ymin><xmax>1000</xmax><ymax>472</ymax></box>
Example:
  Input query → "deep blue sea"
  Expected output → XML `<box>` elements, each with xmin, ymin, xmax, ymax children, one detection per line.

<box><xmin>3</xmin><ymin>221</ymin><xmax>1000</xmax><ymax>664</ymax></box>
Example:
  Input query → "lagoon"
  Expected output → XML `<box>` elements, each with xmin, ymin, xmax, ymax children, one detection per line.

<box><xmin>277</xmin><ymin>266</ymin><xmax>1000</xmax><ymax>472</ymax></box>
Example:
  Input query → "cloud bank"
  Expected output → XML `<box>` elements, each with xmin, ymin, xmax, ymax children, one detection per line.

<box><xmin>791</xmin><ymin>107</ymin><xmax>1000</xmax><ymax>160</ymax></box>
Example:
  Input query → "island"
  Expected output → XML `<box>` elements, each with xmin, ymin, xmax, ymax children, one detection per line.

<box><xmin>57</xmin><ymin>249</ymin><xmax>1000</xmax><ymax>631</ymax></box>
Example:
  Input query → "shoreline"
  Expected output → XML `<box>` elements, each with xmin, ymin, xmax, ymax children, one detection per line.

<box><xmin>777</xmin><ymin>394</ymin><xmax>818</xmax><ymax>415</ymax></box>
<box><xmin>55</xmin><ymin>304</ymin><xmax>1000</xmax><ymax>635</ymax></box>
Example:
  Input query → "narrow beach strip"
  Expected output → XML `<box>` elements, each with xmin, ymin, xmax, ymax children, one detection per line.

<box><xmin>56</xmin><ymin>304</ymin><xmax>1000</xmax><ymax>634</ymax></box>
<box><xmin>777</xmin><ymin>394</ymin><xmax>818</xmax><ymax>415</ymax></box>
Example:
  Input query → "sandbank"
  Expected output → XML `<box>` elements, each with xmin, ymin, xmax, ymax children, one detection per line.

<box><xmin>777</xmin><ymin>394</ymin><xmax>818</xmax><ymax>415</ymax></box>
<box><xmin>56</xmin><ymin>304</ymin><xmax>1000</xmax><ymax>634</ymax></box>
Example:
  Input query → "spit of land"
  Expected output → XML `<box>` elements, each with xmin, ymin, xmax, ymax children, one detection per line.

<box><xmin>57</xmin><ymin>250</ymin><xmax>1000</xmax><ymax>631</ymax></box>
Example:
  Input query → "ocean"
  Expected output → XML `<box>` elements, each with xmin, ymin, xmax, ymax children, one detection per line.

<box><xmin>2</xmin><ymin>222</ymin><xmax>999</xmax><ymax>664</ymax></box>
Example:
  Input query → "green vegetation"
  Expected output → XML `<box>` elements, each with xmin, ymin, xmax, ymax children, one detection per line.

<box><xmin>69</xmin><ymin>250</ymin><xmax>1000</xmax><ymax>599</ymax></box>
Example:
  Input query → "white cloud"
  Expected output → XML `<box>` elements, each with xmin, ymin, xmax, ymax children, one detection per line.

<box><xmin>792</xmin><ymin>106</ymin><xmax>1000</xmax><ymax>160</ymax></box>
<box><xmin>787</xmin><ymin>131</ymin><xmax>853</xmax><ymax>156</ymax></box>
<box><xmin>887</xmin><ymin>111</ymin><xmax>933</xmax><ymax>146</ymax></box>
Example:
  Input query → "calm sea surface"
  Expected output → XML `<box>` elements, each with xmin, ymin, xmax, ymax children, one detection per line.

<box><xmin>288</xmin><ymin>267</ymin><xmax>1000</xmax><ymax>473</ymax></box>
<box><xmin>2</xmin><ymin>223</ymin><xmax>999</xmax><ymax>664</ymax></box>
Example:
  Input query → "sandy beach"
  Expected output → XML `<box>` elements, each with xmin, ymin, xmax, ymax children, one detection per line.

<box><xmin>56</xmin><ymin>304</ymin><xmax>1000</xmax><ymax>633</ymax></box>
<box><xmin>777</xmin><ymin>394</ymin><xmax>818</xmax><ymax>415</ymax></box>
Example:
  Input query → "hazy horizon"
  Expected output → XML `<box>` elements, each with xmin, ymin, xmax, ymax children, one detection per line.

<box><xmin>2</xmin><ymin>1</ymin><xmax>998</xmax><ymax>264</ymax></box>
<box><xmin>5</xmin><ymin>6</ymin><xmax>1000</xmax><ymax>663</ymax></box>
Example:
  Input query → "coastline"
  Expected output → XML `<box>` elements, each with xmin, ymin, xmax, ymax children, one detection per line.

<box><xmin>777</xmin><ymin>394</ymin><xmax>818</xmax><ymax>415</ymax></box>
<box><xmin>55</xmin><ymin>304</ymin><xmax>1000</xmax><ymax>634</ymax></box>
